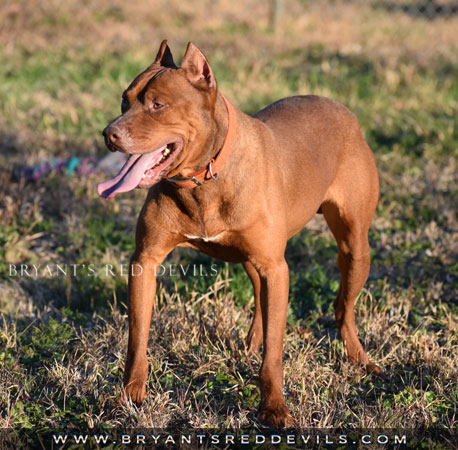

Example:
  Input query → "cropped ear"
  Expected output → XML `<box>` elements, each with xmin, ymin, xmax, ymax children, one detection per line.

<box><xmin>181</xmin><ymin>42</ymin><xmax>216</xmax><ymax>91</ymax></box>
<box><xmin>154</xmin><ymin>39</ymin><xmax>176</xmax><ymax>68</ymax></box>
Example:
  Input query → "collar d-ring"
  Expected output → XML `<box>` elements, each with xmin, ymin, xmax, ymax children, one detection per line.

<box><xmin>208</xmin><ymin>160</ymin><xmax>219</xmax><ymax>180</ymax></box>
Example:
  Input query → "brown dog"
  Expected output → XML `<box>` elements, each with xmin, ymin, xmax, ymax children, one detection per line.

<box><xmin>98</xmin><ymin>40</ymin><xmax>381</xmax><ymax>427</ymax></box>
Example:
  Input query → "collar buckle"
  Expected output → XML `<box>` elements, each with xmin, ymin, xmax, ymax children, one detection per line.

<box><xmin>190</xmin><ymin>176</ymin><xmax>203</xmax><ymax>186</ymax></box>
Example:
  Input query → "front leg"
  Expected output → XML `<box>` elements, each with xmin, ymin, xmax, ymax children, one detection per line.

<box><xmin>243</xmin><ymin>261</ymin><xmax>263</xmax><ymax>353</ymax></box>
<box><xmin>256</xmin><ymin>259</ymin><xmax>293</xmax><ymax>428</ymax></box>
<box><xmin>122</xmin><ymin>251</ymin><xmax>168</xmax><ymax>405</ymax></box>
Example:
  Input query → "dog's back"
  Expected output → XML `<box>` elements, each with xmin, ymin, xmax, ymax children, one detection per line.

<box><xmin>253</xmin><ymin>95</ymin><xmax>376</xmax><ymax>235</ymax></box>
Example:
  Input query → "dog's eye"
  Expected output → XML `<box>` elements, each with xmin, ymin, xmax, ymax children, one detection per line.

<box><xmin>121</xmin><ymin>98</ymin><xmax>129</xmax><ymax>113</ymax></box>
<box><xmin>151</xmin><ymin>102</ymin><xmax>164</xmax><ymax>111</ymax></box>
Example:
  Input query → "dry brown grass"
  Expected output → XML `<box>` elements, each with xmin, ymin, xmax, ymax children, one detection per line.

<box><xmin>2</xmin><ymin>0</ymin><xmax>458</xmax><ymax>62</ymax></box>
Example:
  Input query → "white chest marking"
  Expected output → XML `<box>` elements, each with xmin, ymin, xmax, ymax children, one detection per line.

<box><xmin>184</xmin><ymin>232</ymin><xmax>224</xmax><ymax>242</ymax></box>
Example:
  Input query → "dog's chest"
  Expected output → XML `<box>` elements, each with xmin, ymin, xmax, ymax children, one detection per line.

<box><xmin>185</xmin><ymin>206</ymin><xmax>229</xmax><ymax>243</ymax></box>
<box><xmin>179</xmin><ymin>229</ymin><xmax>246</xmax><ymax>263</ymax></box>
<box><xmin>184</xmin><ymin>232</ymin><xmax>225</xmax><ymax>243</ymax></box>
<box><xmin>178</xmin><ymin>190</ymin><xmax>240</xmax><ymax>237</ymax></box>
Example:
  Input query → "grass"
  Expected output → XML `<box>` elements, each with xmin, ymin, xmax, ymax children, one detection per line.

<box><xmin>0</xmin><ymin>0</ymin><xmax>457</xmax><ymax>446</ymax></box>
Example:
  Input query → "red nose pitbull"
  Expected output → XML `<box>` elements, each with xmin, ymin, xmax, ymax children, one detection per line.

<box><xmin>98</xmin><ymin>40</ymin><xmax>381</xmax><ymax>428</ymax></box>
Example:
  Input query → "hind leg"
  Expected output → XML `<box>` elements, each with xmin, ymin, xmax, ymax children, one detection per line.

<box><xmin>322</xmin><ymin>189</ymin><xmax>382</xmax><ymax>374</ymax></box>
<box><xmin>243</xmin><ymin>261</ymin><xmax>263</xmax><ymax>352</ymax></box>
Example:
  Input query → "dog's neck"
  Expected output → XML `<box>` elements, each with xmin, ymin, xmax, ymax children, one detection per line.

<box><xmin>203</xmin><ymin>93</ymin><xmax>230</xmax><ymax>166</ymax></box>
<box><xmin>166</xmin><ymin>93</ymin><xmax>235</xmax><ymax>187</ymax></box>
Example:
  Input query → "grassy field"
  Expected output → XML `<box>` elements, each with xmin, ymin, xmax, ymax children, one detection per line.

<box><xmin>0</xmin><ymin>0</ymin><xmax>457</xmax><ymax>444</ymax></box>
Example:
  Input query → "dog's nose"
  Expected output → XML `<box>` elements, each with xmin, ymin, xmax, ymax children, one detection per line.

<box><xmin>103</xmin><ymin>125</ymin><xmax>124</xmax><ymax>147</ymax></box>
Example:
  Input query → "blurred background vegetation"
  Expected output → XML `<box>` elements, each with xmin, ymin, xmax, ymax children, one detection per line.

<box><xmin>0</xmin><ymin>0</ymin><xmax>456</xmax><ymax>440</ymax></box>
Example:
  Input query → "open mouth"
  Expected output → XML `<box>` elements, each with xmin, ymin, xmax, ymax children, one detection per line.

<box><xmin>97</xmin><ymin>141</ymin><xmax>182</xmax><ymax>199</ymax></box>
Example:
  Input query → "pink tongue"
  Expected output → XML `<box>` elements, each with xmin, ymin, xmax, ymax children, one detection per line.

<box><xmin>97</xmin><ymin>147</ymin><xmax>166</xmax><ymax>198</ymax></box>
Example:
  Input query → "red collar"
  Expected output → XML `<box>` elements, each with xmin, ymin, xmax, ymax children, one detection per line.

<box><xmin>166</xmin><ymin>96</ymin><xmax>237</xmax><ymax>188</ymax></box>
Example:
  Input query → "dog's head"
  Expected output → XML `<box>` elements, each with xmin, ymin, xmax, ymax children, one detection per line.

<box><xmin>97</xmin><ymin>40</ymin><xmax>219</xmax><ymax>199</ymax></box>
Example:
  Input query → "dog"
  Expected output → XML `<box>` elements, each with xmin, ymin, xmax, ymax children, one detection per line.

<box><xmin>97</xmin><ymin>40</ymin><xmax>381</xmax><ymax>428</ymax></box>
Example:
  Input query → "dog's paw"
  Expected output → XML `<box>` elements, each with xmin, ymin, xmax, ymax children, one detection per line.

<box><xmin>121</xmin><ymin>380</ymin><xmax>147</xmax><ymax>406</ymax></box>
<box><xmin>258</xmin><ymin>403</ymin><xmax>293</xmax><ymax>429</ymax></box>
<box><xmin>122</xmin><ymin>356</ymin><xmax>148</xmax><ymax>406</ymax></box>
<box><xmin>365</xmin><ymin>361</ymin><xmax>384</xmax><ymax>376</ymax></box>
<box><xmin>246</xmin><ymin>327</ymin><xmax>263</xmax><ymax>353</ymax></box>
